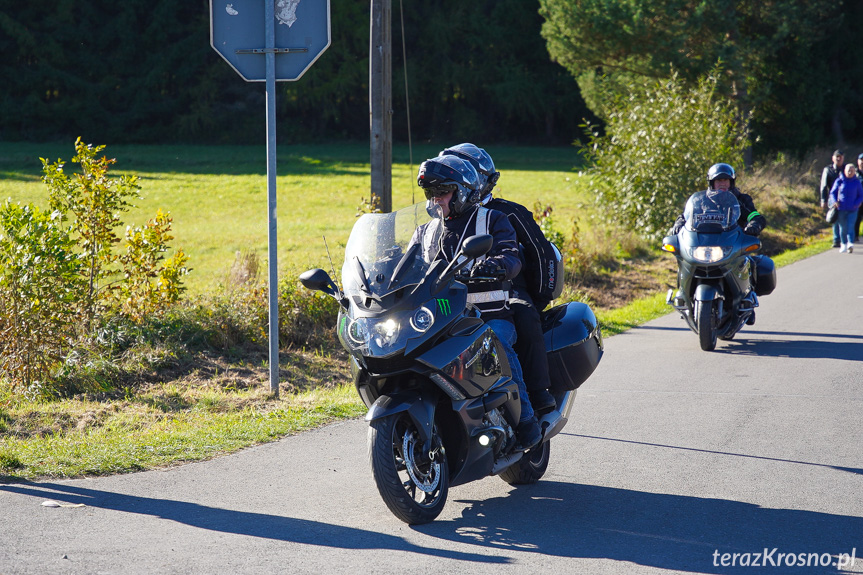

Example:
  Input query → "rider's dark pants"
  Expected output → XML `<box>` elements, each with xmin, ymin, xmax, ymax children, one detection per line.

<box><xmin>511</xmin><ymin>294</ymin><xmax>551</xmax><ymax>393</ymax></box>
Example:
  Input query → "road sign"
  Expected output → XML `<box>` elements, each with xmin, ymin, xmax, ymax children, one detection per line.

<box><xmin>210</xmin><ymin>0</ymin><xmax>331</xmax><ymax>82</ymax></box>
<box><xmin>209</xmin><ymin>1</ymin><xmax>331</xmax><ymax>397</ymax></box>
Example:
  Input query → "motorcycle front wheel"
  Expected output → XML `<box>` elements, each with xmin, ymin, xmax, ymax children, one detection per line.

<box><xmin>499</xmin><ymin>440</ymin><xmax>551</xmax><ymax>485</ymax></box>
<box><xmin>368</xmin><ymin>413</ymin><xmax>449</xmax><ymax>524</ymax></box>
<box><xmin>696</xmin><ymin>300</ymin><xmax>718</xmax><ymax>351</ymax></box>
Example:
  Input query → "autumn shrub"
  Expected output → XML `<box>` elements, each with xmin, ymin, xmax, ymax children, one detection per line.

<box><xmin>0</xmin><ymin>139</ymin><xmax>189</xmax><ymax>394</ymax></box>
<box><xmin>0</xmin><ymin>202</ymin><xmax>83</xmax><ymax>397</ymax></box>
<box><xmin>582</xmin><ymin>69</ymin><xmax>749</xmax><ymax>239</ymax></box>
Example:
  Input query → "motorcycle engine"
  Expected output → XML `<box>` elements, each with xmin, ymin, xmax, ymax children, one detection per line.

<box><xmin>483</xmin><ymin>407</ymin><xmax>515</xmax><ymax>454</ymax></box>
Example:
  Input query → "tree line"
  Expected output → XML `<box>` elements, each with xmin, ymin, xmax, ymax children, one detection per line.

<box><xmin>0</xmin><ymin>0</ymin><xmax>858</xmax><ymax>153</ymax></box>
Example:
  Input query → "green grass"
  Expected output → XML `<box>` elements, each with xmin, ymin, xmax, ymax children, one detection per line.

<box><xmin>0</xmin><ymin>384</ymin><xmax>364</xmax><ymax>480</ymax></box>
<box><xmin>0</xmin><ymin>141</ymin><xmax>587</xmax><ymax>295</ymax></box>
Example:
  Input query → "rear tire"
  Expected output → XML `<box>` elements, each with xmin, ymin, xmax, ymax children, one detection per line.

<box><xmin>697</xmin><ymin>300</ymin><xmax>718</xmax><ymax>351</ymax></box>
<box><xmin>368</xmin><ymin>413</ymin><xmax>449</xmax><ymax>524</ymax></box>
<box><xmin>499</xmin><ymin>440</ymin><xmax>550</xmax><ymax>485</ymax></box>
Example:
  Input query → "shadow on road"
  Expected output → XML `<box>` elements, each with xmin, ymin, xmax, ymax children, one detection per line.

<box><xmin>564</xmin><ymin>433</ymin><xmax>863</xmax><ymax>477</ymax></box>
<box><xmin>417</xmin><ymin>481</ymin><xmax>861</xmax><ymax>573</ymax></box>
<box><xmin>0</xmin><ymin>482</ymin><xmax>506</xmax><ymax>564</ymax></box>
<box><xmin>716</xmin><ymin>338</ymin><xmax>863</xmax><ymax>361</ymax></box>
<box><xmin>636</xmin><ymin>326</ymin><xmax>863</xmax><ymax>361</ymax></box>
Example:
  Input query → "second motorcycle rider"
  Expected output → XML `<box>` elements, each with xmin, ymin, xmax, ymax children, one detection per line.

<box><xmin>412</xmin><ymin>154</ymin><xmax>543</xmax><ymax>449</ymax></box>
<box><xmin>439</xmin><ymin>143</ymin><xmax>561</xmax><ymax>416</ymax></box>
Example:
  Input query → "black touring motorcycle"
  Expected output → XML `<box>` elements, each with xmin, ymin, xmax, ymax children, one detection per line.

<box><xmin>662</xmin><ymin>190</ymin><xmax>776</xmax><ymax>351</ymax></box>
<box><xmin>300</xmin><ymin>202</ymin><xmax>603</xmax><ymax>524</ymax></box>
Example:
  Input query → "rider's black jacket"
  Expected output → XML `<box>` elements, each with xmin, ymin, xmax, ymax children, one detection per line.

<box><xmin>485</xmin><ymin>197</ymin><xmax>559</xmax><ymax>310</ymax></box>
<box><xmin>670</xmin><ymin>187</ymin><xmax>767</xmax><ymax>236</ymax></box>
<box><xmin>412</xmin><ymin>205</ymin><xmax>522</xmax><ymax>321</ymax></box>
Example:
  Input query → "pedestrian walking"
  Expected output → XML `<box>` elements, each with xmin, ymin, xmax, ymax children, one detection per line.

<box><xmin>828</xmin><ymin>163</ymin><xmax>863</xmax><ymax>253</ymax></box>
<box><xmin>821</xmin><ymin>150</ymin><xmax>845</xmax><ymax>247</ymax></box>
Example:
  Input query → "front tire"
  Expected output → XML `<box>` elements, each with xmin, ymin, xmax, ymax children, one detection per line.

<box><xmin>499</xmin><ymin>440</ymin><xmax>551</xmax><ymax>485</ymax></box>
<box><xmin>368</xmin><ymin>413</ymin><xmax>449</xmax><ymax>524</ymax></box>
<box><xmin>697</xmin><ymin>300</ymin><xmax>718</xmax><ymax>351</ymax></box>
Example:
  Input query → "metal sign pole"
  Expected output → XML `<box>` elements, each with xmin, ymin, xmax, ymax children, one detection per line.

<box><xmin>209</xmin><ymin>0</ymin><xmax>331</xmax><ymax>399</ymax></box>
<box><xmin>265</xmin><ymin>0</ymin><xmax>280</xmax><ymax>397</ymax></box>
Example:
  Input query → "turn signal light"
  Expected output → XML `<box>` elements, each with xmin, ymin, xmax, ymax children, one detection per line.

<box><xmin>661</xmin><ymin>243</ymin><xmax>676</xmax><ymax>253</ymax></box>
<box><xmin>744</xmin><ymin>243</ymin><xmax>761</xmax><ymax>253</ymax></box>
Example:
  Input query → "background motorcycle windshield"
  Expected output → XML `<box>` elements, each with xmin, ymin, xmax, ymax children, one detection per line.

<box><xmin>684</xmin><ymin>190</ymin><xmax>741</xmax><ymax>233</ymax></box>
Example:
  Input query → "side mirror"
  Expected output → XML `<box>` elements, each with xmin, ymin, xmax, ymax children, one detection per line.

<box><xmin>462</xmin><ymin>234</ymin><xmax>493</xmax><ymax>259</ymax></box>
<box><xmin>299</xmin><ymin>268</ymin><xmax>338</xmax><ymax>297</ymax></box>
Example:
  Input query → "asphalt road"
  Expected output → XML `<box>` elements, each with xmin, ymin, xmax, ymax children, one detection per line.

<box><xmin>2</xmin><ymin>249</ymin><xmax>862</xmax><ymax>575</ymax></box>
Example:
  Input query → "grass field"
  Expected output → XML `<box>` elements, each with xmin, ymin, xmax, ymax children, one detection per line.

<box><xmin>0</xmin><ymin>141</ymin><xmax>589</xmax><ymax>294</ymax></box>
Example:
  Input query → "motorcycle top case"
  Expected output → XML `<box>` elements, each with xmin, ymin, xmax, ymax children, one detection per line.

<box><xmin>541</xmin><ymin>302</ymin><xmax>604</xmax><ymax>391</ymax></box>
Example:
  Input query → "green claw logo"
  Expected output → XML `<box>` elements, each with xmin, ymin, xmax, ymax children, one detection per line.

<box><xmin>436</xmin><ymin>298</ymin><xmax>451</xmax><ymax>316</ymax></box>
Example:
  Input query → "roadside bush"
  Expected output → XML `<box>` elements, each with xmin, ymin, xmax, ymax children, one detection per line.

<box><xmin>0</xmin><ymin>139</ymin><xmax>189</xmax><ymax>394</ymax></box>
<box><xmin>114</xmin><ymin>210</ymin><xmax>190</xmax><ymax>322</ymax></box>
<box><xmin>0</xmin><ymin>202</ymin><xmax>83</xmax><ymax>395</ymax></box>
<box><xmin>582</xmin><ymin>68</ymin><xmax>749</xmax><ymax>239</ymax></box>
<box><xmin>280</xmin><ymin>279</ymin><xmax>340</xmax><ymax>349</ymax></box>
<box><xmin>43</xmin><ymin>139</ymin><xmax>190</xmax><ymax>325</ymax></box>
<box><xmin>533</xmin><ymin>200</ymin><xmax>651</xmax><ymax>285</ymax></box>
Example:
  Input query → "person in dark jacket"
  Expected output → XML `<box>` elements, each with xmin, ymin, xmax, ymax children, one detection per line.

<box><xmin>671</xmin><ymin>163</ymin><xmax>766</xmax><ymax>236</ymax></box>
<box><xmin>828</xmin><ymin>163</ymin><xmax>863</xmax><ymax>253</ymax></box>
<box><xmin>439</xmin><ymin>143</ymin><xmax>558</xmax><ymax>416</ymax></box>
<box><xmin>413</xmin><ymin>154</ymin><xmax>543</xmax><ymax>449</ymax></box>
<box><xmin>821</xmin><ymin>150</ymin><xmax>845</xmax><ymax>247</ymax></box>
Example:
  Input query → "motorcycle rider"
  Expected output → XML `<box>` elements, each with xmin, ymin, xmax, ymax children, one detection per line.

<box><xmin>439</xmin><ymin>143</ymin><xmax>558</xmax><ymax>415</ymax></box>
<box><xmin>670</xmin><ymin>163</ymin><xmax>766</xmax><ymax>236</ymax></box>
<box><xmin>670</xmin><ymin>162</ymin><xmax>772</xmax><ymax>324</ymax></box>
<box><xmin>413</xmin><ymin>154</ymin><xmax>543</xmax><ymax>449</ymax></box>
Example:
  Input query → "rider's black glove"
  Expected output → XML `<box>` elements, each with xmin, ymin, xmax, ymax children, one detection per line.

<box><xmin>670</xmin><ymin>223</ymin><xmax>683</xmax><ymax>235</ymax></box>
<box><xmin>470</xmin><ymin>259</ymin><xmax>503</xmax><ymax>278</ymax></box>
<box><xmin>744</xmin><ymin>221</ymin><xmax>762</xmax><ymax>237</ymax></box>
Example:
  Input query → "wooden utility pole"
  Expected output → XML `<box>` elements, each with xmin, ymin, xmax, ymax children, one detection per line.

<box><xmin>369</xmin><ymin>0</ymin><xmax>392</xmax><ymax>213</ymax></box>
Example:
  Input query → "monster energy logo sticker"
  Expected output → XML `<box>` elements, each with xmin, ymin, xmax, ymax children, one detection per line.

<box><xmin>436</xmin><ymin>298</ymin><xmax>452</xmax><ymax>316</ymax></box>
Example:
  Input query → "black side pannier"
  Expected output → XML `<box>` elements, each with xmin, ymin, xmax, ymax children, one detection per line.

<box><xmin>541</xmin><ymin>302</ymin><xmax>603</xmax><ymax>391</ymax></box>
<box><xmin>753</xmin><ymin>255</ymin><xmax>777</xmax><ymax>296</ymax></box>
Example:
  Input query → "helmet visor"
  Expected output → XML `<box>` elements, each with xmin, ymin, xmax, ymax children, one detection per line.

<box><xmin>422</xmin><ymin>184</ymin><xmax>457</xmax><ymax>200</ymax></box>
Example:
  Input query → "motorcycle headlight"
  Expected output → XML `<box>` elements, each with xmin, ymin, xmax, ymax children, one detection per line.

<box><xmin>372</xmin><ymin>318</ymin><xmax>400</xmax><ymax>347</ymax></box>
<box><xmin>346</xmin><ymin>318</ymin><xmax>368</xmax><ymax>345</ymax></box>
<box><xmin>691</xmin><ymin>246</ymin><xmax>728</xmax><ymax>263</ymax></box>
<box><xmin>341</xmin><ymin>304</ymin><xmax>438</xmax><ymax>355</ymax></box>
<box><xmin>410</xmin><ymin>307</ymin><xmax>434</xmax><ymax>332</ymax></box>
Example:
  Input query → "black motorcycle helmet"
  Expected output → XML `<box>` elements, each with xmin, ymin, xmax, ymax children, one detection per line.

<box><xmin>417</xmin><ymin>155</ymin><xmax>480</xmax><ymax>217</ymax></box>
<box><xmin>707</xmin><ymin>163</ymin><xmax>736</xmax><ymax>189</ymax></box>
<box><xmin>439</xmin><ymin>143</ymin><xmax>500</xmax><ymax>200</ymax></box>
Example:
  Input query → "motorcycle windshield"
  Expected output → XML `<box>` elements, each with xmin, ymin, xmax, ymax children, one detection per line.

<box><xmin>341</xmin><ymin>201</ymin><xmax>443</xmax><ymax>299</ymax></box>
<box><xmin>683</xmin><ymin>190</ymin><xmax>741</xmax><ymax>233</ymax></box>
<box><xmin>339</xmin><ymin>201</ymin><xmax>445</xmax><ymax>357</ymax></box>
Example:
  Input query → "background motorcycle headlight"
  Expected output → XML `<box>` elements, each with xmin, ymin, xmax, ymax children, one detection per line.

<box><xmin>691</xmin><ymin>246</ymin><xmax>728</xmax><ymax>263</ymax></box>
